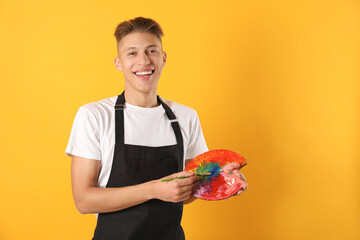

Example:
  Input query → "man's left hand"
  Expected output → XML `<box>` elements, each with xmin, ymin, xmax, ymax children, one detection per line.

<box><xmin>222</xmin><ymin>162</ymin><xmax>248</xmax><ymax>197</ymax></box>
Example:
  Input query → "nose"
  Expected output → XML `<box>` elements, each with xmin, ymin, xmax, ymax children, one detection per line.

<box><xmin>138</xmin><ymin>52</ymin><xmax>151</xmax><ymax>65</ymax></box>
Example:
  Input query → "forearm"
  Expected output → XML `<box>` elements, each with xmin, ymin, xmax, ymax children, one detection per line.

<box><xmin>74</xmin><ymin>181</ymin><xmax>155</xmax><ymax>214</ymax></box>
<box><xmin>72</xmin><ymin>155</ymin><xmax>197</xmax><ymax>214</ymax></box>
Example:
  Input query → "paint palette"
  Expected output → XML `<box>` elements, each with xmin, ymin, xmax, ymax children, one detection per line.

<box><xmin>185</xmin><ymin>149</ymin><xmax>247</xmax><ymax>200</ymax></box>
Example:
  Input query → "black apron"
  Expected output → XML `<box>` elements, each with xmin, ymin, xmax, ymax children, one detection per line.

<box><xmin>93</xmin><ymin>91</ymin><xmax>185</xmax><ymax>240</ymax></box>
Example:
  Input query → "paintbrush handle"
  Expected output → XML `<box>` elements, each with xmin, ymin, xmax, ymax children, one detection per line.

<box><xmin>161</xmin><ymin>176</ymin><xmax>188</xmax><ymax>182</ymax></box>
<box><xmin>161</xmin><ymin>172</ymin><xmax>211</xmax><ymax>182</ymax></box>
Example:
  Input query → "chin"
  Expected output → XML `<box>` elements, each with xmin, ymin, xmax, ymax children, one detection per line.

<box><xmin>125</xmin><ymin>79</ymin><xmax>158</xmax><ymax>95</ymax></box>
<box><xmin>137</xmin><ymin>83</ymin><xmax>158</xmax><ymax>93</ymax></box>
<box><xmin>135</xmin><ymin>86</ymin><xmax>157</xmax><ymax>94</ymax></box>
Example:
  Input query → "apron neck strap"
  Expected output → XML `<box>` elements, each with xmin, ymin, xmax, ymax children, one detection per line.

<box><xmin>157</xmin><ymin>96</ymin><xmax>184</xmax><ymax>170</ymax></box>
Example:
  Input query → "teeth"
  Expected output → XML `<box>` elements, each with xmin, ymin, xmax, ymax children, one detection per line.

<box><xmin>135</xmin><ymin>71</ymin><xmax>152</xmax><ymax>76</ymax></box>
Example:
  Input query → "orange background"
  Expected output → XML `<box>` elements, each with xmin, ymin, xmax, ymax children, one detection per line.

<box><xmin>1</xmin><ymin>0</ymin><xmax>359</xmax><ymax>239</ymax></box>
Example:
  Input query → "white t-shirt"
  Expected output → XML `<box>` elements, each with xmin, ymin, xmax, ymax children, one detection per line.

<box><xmin>65</xmin><ymin>95</ymin><xmax>208</xmax><ymax>188</ymax></box>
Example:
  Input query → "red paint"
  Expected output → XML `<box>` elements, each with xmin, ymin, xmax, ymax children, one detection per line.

<box><xmin>201</xmin><ymin>172</ymin><xmax>245</xmax><ymax>200</ymax></box>
<box><xmin>211</xmin><ymin>174</ymin><xmax>225</xmax><ymax>193</ymax></box>
<box><xmin>185</xmin><ymin>149</ymin><xmax>247</xmax><ymax>200</ymax></box>
<box><xmin>185</xmin><ymin>149</ymin><xmax>247</xmax><ymax>172</ymax></box>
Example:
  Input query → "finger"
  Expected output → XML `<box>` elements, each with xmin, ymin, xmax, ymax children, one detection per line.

<box><xmin>178</xmin><ymin>190</ymin><xmax>192</xmax><ymax>200</ymax></box>
<box><xmin>179</xmin><ymin>185</ymin><xmax>193</xmax><ymax>193</ymax></box>
<box><xmin>236</xmin><ymin>183</ymin><xmax>248</xmax><ymax>195</ymax></box>
<box><xmin>233</xmin><ymin>170</ymin><xmax>246</xmax><ymax>182</ymax></box>
<box><xmin>178</xmin><ymin>193</ymin><xmax>197</xmax><ymax>202</ymax></box>
<box><xmin>240</xmin><ymin>172</ymin><xmax>246</xmax><ymax>182</ymax></box>
<box><xmin>222</xmin><ymin>162</ymin><xmax>240</xmax><ymax>172</ymax></box>
<box><xmin>171</xmin><ymin>191</ymin><xmax>192</xmax><ymax>203</ymax></box>
<box><xmin>176</xmin><ymin>175</ymin><xmax>198</xmax><ymax>186</ymax></box>
<box><xmin>232</xmin><ymin>169</ymin><xmax>241</xmax><ymax>178</ymax></box>
<box><xmin>178</xmin><ymin>196</ymin><xmax>190</xmax><ymax>203</ymax></box>
<box><xmin>180</xmin><ymin>196</ymin><xmax>193</xmax><ymax>202</ymax></box>
<box><xmin>241</xmin><ymin>183</ymin><xmax>248</xmax><ymax>191</ymax></box>
<box><xmin>179</xmin><ymin>171</ymin><xmax>196</xmax><ymax>177</ymax></box>
<box><xmin>235</xmin><ymin>190</ymin><xmax>243</xmax><ymax>196</ymax></box>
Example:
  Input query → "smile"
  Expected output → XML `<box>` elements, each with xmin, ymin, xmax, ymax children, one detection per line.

<box><xmin>134</xmin><ymin>70</ymin><xmax>154</xmax><ymax>76</ymax></box>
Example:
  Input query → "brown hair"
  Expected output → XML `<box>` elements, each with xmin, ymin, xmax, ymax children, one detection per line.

<box><xmin>114</xmin><ymin>17</ymin><xmax>164</xmax><ymax>46</ymax></box>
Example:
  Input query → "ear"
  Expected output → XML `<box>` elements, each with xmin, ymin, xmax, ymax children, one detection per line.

<box><xmin>114</xmin><ymin>57</ymin><xmax>122</xmax><ymax>72</ymax></box>
<box><xmin>162</xmin><ymin>51</ymin><xmax>167</xmax><ymax>67</ymax></box>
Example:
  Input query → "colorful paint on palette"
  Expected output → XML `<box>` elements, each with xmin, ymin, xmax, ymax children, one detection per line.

<box><xmin>185</xmin><ymin>149</ymin><xmax>247</xmax><ymax>200</ymax></box>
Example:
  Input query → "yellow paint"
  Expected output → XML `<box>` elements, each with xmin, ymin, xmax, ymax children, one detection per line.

<box><xmin>1</xmin><ymin>0</ymin><xmax>359</xmax><ymax>239</ymax></box>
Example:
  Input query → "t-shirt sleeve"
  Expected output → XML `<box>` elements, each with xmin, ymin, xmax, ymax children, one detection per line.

<box><xmin>65</xmin><ymin>106</ymin><xmax>101</xmax><ymax>160</ymax></box>
<box><xmin>185</xmin><ymin>111</ymin><xmax>208</xmax><ymax>160</ymax></box>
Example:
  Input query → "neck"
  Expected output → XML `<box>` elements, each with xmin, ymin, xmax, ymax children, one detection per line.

<box><xmin>124</xmin><ymin>89</ymin><xmax>159</xmax><ymax>108</ymax></box>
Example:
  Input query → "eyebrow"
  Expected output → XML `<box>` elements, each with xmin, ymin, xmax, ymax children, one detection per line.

<box><xmin>146</xmin><ymin>45</ymin><xmax>160</xmax><ymax>49</ymax></box>
<box><xmin>126</xmin><ymin>45</ymin><xmax>160</xmax><ymax>51</ymax></box>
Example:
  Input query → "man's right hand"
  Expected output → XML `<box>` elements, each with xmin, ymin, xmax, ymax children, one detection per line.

<box><xmin>151</xmin><ymin>171</ymin><xmax>198</xmax><ymax>203</ymax></box>
<box><xmin>72</xmin><ymin>155</ymin><xmax>198</xmax><ymax>214</ymax></box>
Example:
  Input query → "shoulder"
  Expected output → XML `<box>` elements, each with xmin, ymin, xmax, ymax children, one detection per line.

<box><xmin>161</xmin><ymin>97</ymin><xmax>198</xmax><ymax>119</ymax></box>
<box><xmin>79</xmin><ymin>96</ymin><xmax>117</xmax><ymax>118</ymax></box>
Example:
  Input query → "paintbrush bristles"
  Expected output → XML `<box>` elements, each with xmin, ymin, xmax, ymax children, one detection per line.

<box><xmin>196</xmin><ymin>172</ymin><xmax>211</xmax><ymax>176</ymax></box>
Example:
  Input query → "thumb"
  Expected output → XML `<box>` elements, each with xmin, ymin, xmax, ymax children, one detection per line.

<box><xmin>223</xmin><ymin>162</ymin><xmax>240</xmax><ymax>172</ymax></box>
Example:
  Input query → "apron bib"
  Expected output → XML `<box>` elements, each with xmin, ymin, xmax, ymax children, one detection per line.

<box><xmin>93</xmin><ymin>92</ymin><xmax>185</xmax><ymax>240</ymax></box>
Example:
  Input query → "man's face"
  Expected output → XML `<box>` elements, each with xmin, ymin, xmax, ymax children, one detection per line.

<box><xmin>115</xmin><ymin>32</ymin><xmax>166</xmax><ymax>95</ymax></box>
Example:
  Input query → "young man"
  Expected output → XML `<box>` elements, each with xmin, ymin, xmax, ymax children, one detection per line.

<box><xmin>66</xmin><ymin>17</ymin><xmax>247</xmax><ymax>240</ymax></box>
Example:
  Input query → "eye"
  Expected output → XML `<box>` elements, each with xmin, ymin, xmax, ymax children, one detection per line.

<box><xmin>128</xmin><ymin>52</ymin><xmax>136</xmax><ymax>56</ymax></box>
<box><xmin>148</xmin><ymin>49</ymin><xmax>158</xmax><ymax>54</ymax></box>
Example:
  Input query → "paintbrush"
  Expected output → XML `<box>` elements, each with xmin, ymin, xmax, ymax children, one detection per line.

<box><xmin>161</xmin><ymin>172</ymin><xmax>211</xmax><ymax>182</ymax></box>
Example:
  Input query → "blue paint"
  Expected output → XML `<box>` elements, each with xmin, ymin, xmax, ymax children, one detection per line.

<box><xmin>195</xmin><ymin>162</ymin><xmax>222</xmax><ymax>182</ymax></box>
